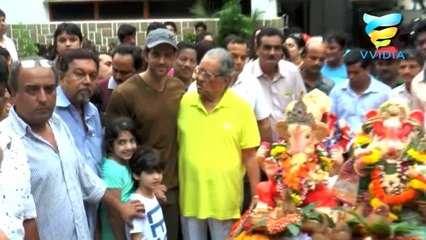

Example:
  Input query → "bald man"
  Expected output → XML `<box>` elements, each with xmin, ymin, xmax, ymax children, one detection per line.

<box><xmin>301</xmin><ymin>41</ymin><xmax>335</xmax><ymax>94</ymax></box>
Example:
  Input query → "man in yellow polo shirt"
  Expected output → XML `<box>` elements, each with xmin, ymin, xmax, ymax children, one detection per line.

<box><xmin>178</xmin><ymin>48</ymin><xmax>260</xmax><ymax>240</ymax></box>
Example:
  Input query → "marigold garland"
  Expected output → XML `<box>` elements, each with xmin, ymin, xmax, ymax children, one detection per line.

<box><xmin>361</xmin><ymin>149</ymin><xmax>382</xmax><ymax>165</ymax></box>
<box><xmin>271</xmin><ymin>145</ymin><xmax>286</xmax><ymax>157</ymax></box>
<box><xmin>319</xmin><ymin>156</ymin><xmax>332</xmax><ymax>172</ymax></box>
<box><xmin>371</xmin><ymin>167</ymin><xmax>417</xmax><ymax>205</ymax></box>
<box><xmin>406</xmin><ymin>148</ymin><xmax>426</xmax><ymax>163</ymax></box>
<box><xmin>234</xmin><ymin>232</ymin><xmax>270</xmax><ymax>240</ymax></box>
<box><xmin>290</xmin><ymin>193</ymin><xmax>302</xmax><ymax>204</ymax></box>
<box><xmin>408</xmin><ymin>179</ymin><xmax>426</xmax><ymax>191</ymax></box>
<box><xmin>354</xmin><ymin>134</ymin><xmax>372</xmax><ymax>145</ymax></box>
<box><xmin>266</xmin><ymin>213</ymin><xmax>301</xmax><ymax>235</ymax></box>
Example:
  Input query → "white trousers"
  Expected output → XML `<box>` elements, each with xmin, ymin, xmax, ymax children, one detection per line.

<box><xmin>181</xmin><ymin>216</ymin><xmax>234</xmax><ymax>240</ymax></box>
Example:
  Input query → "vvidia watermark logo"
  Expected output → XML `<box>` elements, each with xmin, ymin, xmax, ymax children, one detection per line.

<box><xmin>361</xmin><ymin>13</ymin><xmax>405</xmax><ymax>59</ymax></box>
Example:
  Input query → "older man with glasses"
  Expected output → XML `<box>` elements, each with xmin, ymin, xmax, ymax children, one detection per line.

<box><xmin>2</xmin><ymin>57</ymin><xmax>144</xmax><ymax>240</ymax></box>
<box><xmin>178</xmin><ymin>48</ymin><xmax>260</xmax><ymax>240</ymax></box>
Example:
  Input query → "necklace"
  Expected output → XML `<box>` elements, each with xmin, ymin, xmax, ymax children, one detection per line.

<box><xmin>371</xmin><ymin>164</ymin><xmax>417</xmax><ymax>205</ymax></box>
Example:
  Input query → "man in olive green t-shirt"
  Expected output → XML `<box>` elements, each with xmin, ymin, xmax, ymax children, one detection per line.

<box><xmin>106</xmin><ymin>29</ymin><xmax>185</xmax><ymax>240</ymax></box>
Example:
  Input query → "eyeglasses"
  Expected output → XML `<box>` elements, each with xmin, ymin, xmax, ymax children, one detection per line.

<box><xmin>194</xmin><ymin>67</ymin><xmax>223</xmax><ymax>81</ymax></box>
<box><xmin>20</xmin><ymin>59</ymin><xmax>52</xmax><ymax>69</ymax></box>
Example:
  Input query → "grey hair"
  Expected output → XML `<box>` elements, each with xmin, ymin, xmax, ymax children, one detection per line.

<box><xmin>202</xmin><ymin>48</ymin><xmax>234</xmax><ymax>76</ymax></box>
<box><xmin>9</xmin><ymin>56</ymin><xmax>59</xmax><ymax>93</ymax></box>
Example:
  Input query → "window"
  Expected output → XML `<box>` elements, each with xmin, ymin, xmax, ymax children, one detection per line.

<box><xmin>49</xmin><ymin>3</ymin><xmax>94</xmax><ymax>21</ymax></box>
<box><xmin>48</xmin><ymin>0</ymin><xmax>196</xmax><ymax>21</ymax></box>
<box><xmin>149</xmin><ymin>1</ymin><xmax>195</xmax><ymax>18</ymax></box>
<box><xmin>99</xmin><ymin>2</ymin><xmax>144</xmax><ymax>20</ymax></box>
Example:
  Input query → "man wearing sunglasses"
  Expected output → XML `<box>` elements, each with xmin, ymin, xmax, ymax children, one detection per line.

<box><xmin>2</xmin><ymin>58</ymin><xmax>144</xmax><ymax>240</ymax></box>
<box><xmin>0</xmin><ymin>58</ymin><xmax>38</xmax><ymax>239</ymax></box>
<box><xmin>178</xmin><ymin>48</ymin><xmax>260</xmax><ymax>240</ymax></box>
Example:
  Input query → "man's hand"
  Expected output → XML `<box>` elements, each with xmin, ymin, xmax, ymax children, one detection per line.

<box><xmin>119</xmin><ymin>200</ymin><xmax>145</xmax><ymax>227</ymax></box>
<box><xmin>0</xmin><ymin>229</ymin><xmax>8</xmax><ymax>240</ymax></box>
<box><xmin>248</xmin><ymin>195</ymin><xmax>259</xmax><ymax>211</ymax></box>
<box><xmin>154</xmin><ymin>184</ymin><xmax>167</xmax><ymax>203</ymax></box>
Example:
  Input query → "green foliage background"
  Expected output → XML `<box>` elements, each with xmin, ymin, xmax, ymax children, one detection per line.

<box><xmin>14</xmin><ymin>23</ymin><xmax>39</xmax><ymax>58</ymax></box>
<box><xmin>190</xmin><ymin>0</ymin><xmax>263</xmax><ymax>46</ymax></box>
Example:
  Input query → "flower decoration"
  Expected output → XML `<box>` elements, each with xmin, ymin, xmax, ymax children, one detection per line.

<box><xmin>406</xmin><ymin>148</ymin><xmax>426</xmax><ymax>164</ymax></box>
<box><xmin>266</xmin><ymin>214</ymin><xmax>301</xmax><ymax>235</ymax></box>
<box><xmin>270</xmin><ymin>144</ymin><xmax>286</xmax><ymax>157</ymax></box>
<box><xmin>360</xmin><ymin>149</ymin><xmax>382</xmax><ymax>165</ymax></box>
<box><xmin>353</xmin><ymin>134</ymin><xmax>372</xmax><ymax>146</ymax></box>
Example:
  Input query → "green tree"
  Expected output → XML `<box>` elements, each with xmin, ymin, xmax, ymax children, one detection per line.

<box><xmin>15</xmin><ymin>23</ymin><xmax>38</xmax><ymax>58</ymax></box>
<box><xmin>215</xmin><ymin>0</ymin><xmax>263</xmax><ymax>46</ymax></box>
<box><xmin>189</xmin><ymin>0</ymin><xmax>221</xmax><ymax>18</ymax></box>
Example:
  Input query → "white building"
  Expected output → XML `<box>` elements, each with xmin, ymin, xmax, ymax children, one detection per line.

<box><xmin>2</xmin><ymin>0</ymin><xmax>279</xmax><ymax>24</ymax></box>
<box><xmin>2</xmin><ymin>0</ymin><xmax>49</xmax><ymax>24</ymax></box>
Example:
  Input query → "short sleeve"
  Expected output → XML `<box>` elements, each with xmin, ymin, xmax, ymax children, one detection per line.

<box><xmin>329</xmin><ymin>86</ymin><xmax>338</xmax><ymax>115</ymax></box>
<box><xmin>411</xmin><ymin>71</ymin><xmax>425</xmax><ymax>111</ymax></box>
<box><xmin>11</xmin><ymin>133</ymin><xmax>36</xmax><ymax>220</ymax></box>
<box><xmin>292</xmin><ymin>67</ymin><xmax>307</xmax><ymax>98</ymax></box>
<box><xmin>61</xmin><ymin>121</ymin><xmax>106</xmax><ymax>204</ymax></box>
<box><xmin>128</xmin><ymin>194</ymin><xmax>146</xmax><ymax>235</ymax></box>
<box><xmin>6</xmin><ymin>38</ymin><xmax>18</xmax><ymax>61</ymax></box>
<box><xmin>102</xmin><ymin>160</ymin><xmax>125</xmax><ymax>189</ymax></box>
<box><xmin>129</xmin><ymin>217</ymin><xmax>146</xmax><ymax>234</ymax></box>
<box><xmin>239</xmin><ymin>101</ymin><xmax>261</xmax><ymax>149</ymax></box>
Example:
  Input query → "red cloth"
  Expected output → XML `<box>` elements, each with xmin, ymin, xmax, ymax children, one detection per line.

<box><xmin>98</xmin><ymin>78</ymin><xmax>112</xmax><ymax>112</ymax></box>
<box><xmin>304</xmin><ymin>184</ymin><xmax>336</xmax><ymax>208</ymax></box>
<box><xmin>256</xmin><ymin>181</ymin><xmax>279</xmax><ymax>208</ymax></box>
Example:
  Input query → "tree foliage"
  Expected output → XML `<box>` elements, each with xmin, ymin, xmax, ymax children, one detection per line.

<box><xmin>15</xmin><ymin>23</ymin><xmax>39</xmax><ymax>58</ymax></box>
<box><xmin>189</xmin><ymin>0</ymin><xmax>263</xmax><ymax>46</ymax></box>
<box><xmin>215</xmin><ymin>0</ymin><xmax>263</xmax><ymax>46</ymax></box>
<box><xmin>189</xmin><ymin>0</ymin><xmax>218</xmax><ymax>18</ymax></box>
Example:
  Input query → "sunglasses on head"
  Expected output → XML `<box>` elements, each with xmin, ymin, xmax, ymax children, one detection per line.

<box><xmin>289</xmin><ymin>33</ymin><xmax>304</xmax><ymax>40</ymax></box>
<box><xmin>20</xmin><ymin>59</ymin><xmax>53</xmax><ymax>69</ymax></box>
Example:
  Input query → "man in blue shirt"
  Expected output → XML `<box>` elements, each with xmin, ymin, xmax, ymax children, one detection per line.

<box><xmin>55</xmin><ymin>49</ymin><xmax>102</xmax><ymax>175</ymax></box>
<box><xmin>55</xmin><ymin>49</ymin><xmax>103</xmax><ymax>237</ymax></box>
<box><xmin>321</xmin><ymin>31</ymin><xmax>350</xmax><ymax>84</ymax></box>
<box><xmin>329</xmin><ymin>48</ymin><xmax>391</xmax><ymax>133</ymax></box>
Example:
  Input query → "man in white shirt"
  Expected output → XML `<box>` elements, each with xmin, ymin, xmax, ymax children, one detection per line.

<box><xmin>389</xmin><ymin>49</ymin><xmax>423</xmax><ymax>110</ymax></box>
<box><xmin>410</xmin><ymin>20</ymin><xmax>426</xmax><ymax>111</ymax></box>
<box><xmin>0</xmin><ymin>9</ymin><xmax>18</xmax><ymax>61</ymax></box>
<box><xmin>241</xmin><ymin>27</ymin><xmax>306</xmax><ymax>141</ymax></box>
<box><xmin>224</xmin><ymin>35</ymin><xmax>272</xmax><ymax>142</ymax></box>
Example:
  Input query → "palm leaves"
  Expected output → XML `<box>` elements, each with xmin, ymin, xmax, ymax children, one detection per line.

<box><xmin>189</xmin><ymin>0</ymin><xmax>217</xmax><ymax>18</ymax></box>
<box><xmin>189</xmin><ymin>0</ymin><xmax>264</xmax><ymax>46</ymax></box>
<box><xmin>215</xmin><ymin>0</ymin><xmax>263</xmax><ymax>46</ymax></box>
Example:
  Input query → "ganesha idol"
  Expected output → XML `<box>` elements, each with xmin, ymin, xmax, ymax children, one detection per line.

<box><xmin>350</xmin><ymin>101</ymin><xmax>426</xmax><ymax>235</ymax></box>
<box><xmin>229</xmin><ymin>90</ymin><xmax>346</xmax><ymax>239</ymax></box>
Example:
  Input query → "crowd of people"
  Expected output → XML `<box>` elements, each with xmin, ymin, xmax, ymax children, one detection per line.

<box><xmin>1</xmin><ymin>6</ymin><xmax>426</xmax><ymax>240</ymax></box>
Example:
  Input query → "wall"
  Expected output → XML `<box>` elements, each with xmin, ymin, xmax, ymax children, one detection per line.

<box><xmin>251</xmin><ymin>0</ymin><xmax>278</xmax><ymax>19</ymax></box>
<box><xmin>2</xmin><ymin>0</ymin><xmax>49</xmax><ymax>24</ymax></box>
<box><xmin>8</xmin><ymin>18</ymin><xmax>283</xmax><ymax>53</ymax></box>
